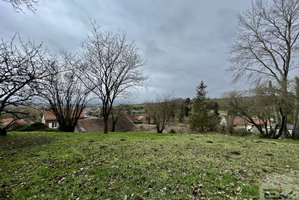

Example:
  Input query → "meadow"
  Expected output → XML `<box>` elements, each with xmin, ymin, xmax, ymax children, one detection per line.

<box><xmin>0</xmin><ymin>132</ymin><xmax>298</xmax><ymax>199</ymax></box>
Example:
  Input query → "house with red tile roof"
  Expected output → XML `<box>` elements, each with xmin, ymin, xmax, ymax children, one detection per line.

<box><xmin>130</xmin><ymin>114</ymin><xmax>149</xmax><ymax>124</ymax></box>
<box><xmin>42</xmin><ymin>110</ymin><xmax>86</xmax><ymax>128</ymax></box>
<box><xmin>221</xmin><ymin>115</ymin><xmax>271</xmax><ymax>131</ymax></box>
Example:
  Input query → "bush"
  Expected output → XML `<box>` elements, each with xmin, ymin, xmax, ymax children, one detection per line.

<box><xmin>9</xmin><ymin>125</ymin><xmax>28</xmax><ymax>131</ymax></box>
<box><xmin>25</xmin><ymin>122</ymin><xmax>48</xmax><ymax>131</ymax></box>
<box><xmin>233</xmin><ymin>129</ymin><xmax>253</xmax><ymax>137</ymax></box>
<box><xmin>10</xmin><ymin>122</ymin><xmax>57</xmax><ymax>132</ymax></box>
<box><xmin>169</xmin><ymin>129</ymin><xmax>176</xmax><ymax>134</ymax></box>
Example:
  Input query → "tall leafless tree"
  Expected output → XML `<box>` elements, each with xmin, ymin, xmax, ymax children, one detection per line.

<box><xmin>146</xmin><ymin>94</ymin><xmax>176</xmax><ymax>133</ymax></box>
<box><xmin>2</xmin><ymin>0</ymin><xmax>38</xmax><ymax>12</ymax></box>
<box><xmin>0</xmin><ymin>35</ymin><xmax>54</xmax><ymax>136</ymax></box>
<box><xmin>230</xmin><ymin>0</ymin><xmax>299</xmax><ymax>138</ymax></box>
<box><xmin>73</xmin><ymin>23</ymin><xmax>146</xmax><ymax>134</ymax></box>
<box><xmin>38</xmin><ymin>58</ymin><xmax>90</xmax><ymax>132</ymax></box>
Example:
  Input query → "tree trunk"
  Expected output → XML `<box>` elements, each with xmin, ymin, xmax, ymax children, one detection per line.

<box><xmin>292</xmin><ymin>124</ymin><xmax>299</xmax><ymax>140</ymax></box>
<box><xmin>264</xmin><ymin>122</ymin><xmax>269</xmax><ymax>138</ymax></box>
<box><xmin>104</xmin><ymin>117</ymin><xmax>108</xmax><ymax>134</ymax></box>
<box><xmin>58</xmin><ymin>121</ymin><xmax>76</xmax><ymax>132</ymax></box>
<box><xmin>111</xmin><ymin>120</ymin><xmax>116</xmax><ymax>132</ymax></box>
<box><xmin>278</xmin><ymin>115</ymin><xmax>290</xmax><ymax>139</ymax></box>
<box><xmin>292</xmin><ymin>115</ymin><xmax>299</xmax><ymax>139</ymax></box>
<box><xmin>59</xmin><ymin>126</ymin><xmax>75</xmax><ymax>132</ymax></box>
<box><xmin>156</xmin><ymin>124</ymin><xmax>163</xmax><ymax>133</ymax></box>
<box><xmin>256</xmin><ymin>125</ymin><xmax>265</xmax><ymax>137</ymax></box>
<box><xmin>0</xmin><ymin>128</ymin><xmax>7</xmax><ymax>136</ymax></box>
<box><xmin>279</xmin><ymin>80</ymin><xmax>291</xmax><ymax>139</ymax></box>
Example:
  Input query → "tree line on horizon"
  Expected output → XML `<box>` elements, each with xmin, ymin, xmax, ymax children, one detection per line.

<box><xmin>1</xmin><ymin>0</ymin><xmax>299</xmax><ymax>140</ymax></box>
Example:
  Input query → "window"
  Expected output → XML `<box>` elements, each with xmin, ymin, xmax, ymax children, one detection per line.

<box><xmin>52</xmin><ymin>122</ymin><xmax>57</xmax><ymax>128</ymax></box>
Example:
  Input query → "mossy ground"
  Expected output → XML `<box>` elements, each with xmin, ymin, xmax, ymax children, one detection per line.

<box><xmin>0</xmin><ymin>132</ymin><xmax>298</xmax><ymax>199</ymax></box>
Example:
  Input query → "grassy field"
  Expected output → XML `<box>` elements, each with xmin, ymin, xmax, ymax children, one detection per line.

<box><xmin>0</xmin><ymin>132</ymin><xmax>298</xmax><ymax>199</ymax></box>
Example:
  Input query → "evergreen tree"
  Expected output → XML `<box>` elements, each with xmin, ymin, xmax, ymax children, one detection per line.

<box><xmin>190</xmin><ymin>81</ymin><xmax>220</xmax><ymax>132</ymax></box>
<box><xmin>190</xmin><ymin>81</ymin><xmax>209</xmax><ymax>132</ymax></box>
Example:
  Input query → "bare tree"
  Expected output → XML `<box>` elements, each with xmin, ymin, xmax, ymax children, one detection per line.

<box><xmin>73</xmin><ymin>23</ymin><xmax>146</xmax><ymax>134</ymax></box>
<box><xmin>230</xmin><ymin>0</ymin><xmax>299</xmax><ymax>138</ymax></box>
<box><xmin>146</xmin><ymin>94</ymin><xmax>176</xmax><ymax>133</ymax></box>
<box><xmin>2</xmin><ymin>0</ymin><xmax>38</xmax><ymax>12</ymax></box>
<box><xmin>0</xmin><ymin>35</ymin><xmax>54</xmax><ymax>136</ymax></box>
<box><xmin>227</xmin><ymin>87</ymin><xmax>281</xmax><ymax>138</ymax></box>
<box><xmin>110</xmin><ymin>104</ymin><xmax>130</xmax><ymax>132</ymax></box>
<box><xmin>38</xmin><ymin>58</ymin><xmax>90</xmax><ymax>132</ymax></box>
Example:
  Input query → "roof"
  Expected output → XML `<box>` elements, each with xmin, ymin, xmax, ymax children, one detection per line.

<box><xmin>227</xmin><ymin>116</ymin><xmax>270</xmax><ymax>126</ymax></box>
<box><xmin>76</xmin><ymin>117</ymin><xmax>136</xmax><ymax>133</ymax></box>
<box><xmin>43</xmin><ymin>110</ymin><xmax>85</xmax><ymax>121</ymax></box>
<box><xmin>76</xmin><ymin>118</ymin><xmax>105</xmax><ymax>132</ymax></box>
<box><xmin>0</xmin><ymin>118</ymin><xmax>29</xmax><ymax>128</ymax></box>
<box><xmin>0</xmin><ymin>118</ymin><xmax>15</xmax><ymax>125</ymax></box>
<box><xmin>233</xmin><ymin>117</ymin><xmax>249</xmax><ymax>126</ymax></box>
<box><xmin>130</xmin><ymin>114</ymin><xmax>149</xmax><ymax>122</ymax></box>
<box><xmin>252</xmin><ymin>118</ymin><xmax>270</xmax><ymax>126</ymax></box>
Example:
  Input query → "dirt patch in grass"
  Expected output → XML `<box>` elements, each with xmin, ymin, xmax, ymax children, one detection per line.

<box><xmin>264</xmin><ymin>153</ymin><xmax>274</xmax><ymax>157</ymax></box>
<box><xmin>99</xmin><ymin>145</ymin><xmax>107</xmax><ymax>149</ymax></box>
<box><xmin>255</xmin><ymin>140</ymin><xmax>264</xmax><ymax>143</ymax></box>
<box><xmin>229</xmin><ymin>151</ymin><xmax>241</xmax><ymax>155</ymax></box>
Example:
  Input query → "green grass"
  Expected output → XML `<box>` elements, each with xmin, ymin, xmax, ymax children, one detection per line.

<box><xmin>0</xmin><ymin>132</ymin><xmax>298</xmax><ymax>199</ymax></box>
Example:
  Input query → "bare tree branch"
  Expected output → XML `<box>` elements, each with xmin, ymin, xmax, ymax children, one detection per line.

<box><xmin>37</xmin><ymin>57</ymin><xmax>90</xmax><ymax>132</ymax></box>
<box><xmin>69</xmin><ymin>22</ymin><xmax>147</xmax><ymax>134</ymax></box>
<box><xmin>146</xmin><ymin>93</ymin><xmax>176</xmax><ymax>133</ymax></box>
<box><xmin>0</xmin><ymin>35</ymin><xmax>53</xmax><ymax>135</ymax></box>
<box><xmin>2</xmin><ymin>0</ymin><xmax>38</xmax><ymax>12</ymax></box>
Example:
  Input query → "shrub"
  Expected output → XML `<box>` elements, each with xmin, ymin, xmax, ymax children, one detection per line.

<box><xmin>25</xmin><ymin>122</ymin><xmax>48</xmax><ymax>131</ymax></box>
<box><xmin>169</xmin><ymin>129</ymin><xmax>176</xmax><ymax>134</ymax></box>
<box><xmin>10</xmin><ymin>122</ymin><xmax>57</xmax><ymax>132</ymax></box>
<box><xmin>9</xmin><ymin>125</ymin><xmax>28</xmax><ymax>132</ymax></box>
<box><xmin>233</xmin><ymin>129</ymin><xmax>253</xmax><ymax>137</ymax></box>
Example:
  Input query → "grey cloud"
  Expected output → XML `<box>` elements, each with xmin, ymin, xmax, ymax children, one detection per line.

<box><xmin>0</xmin><ymin>0</ymin><xmax>252</xmax><ymax>102</ymax></box>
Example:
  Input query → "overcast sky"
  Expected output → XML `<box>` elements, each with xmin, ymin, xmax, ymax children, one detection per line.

<box><xmin>0</xmin><ymin>0</ymin><xmax>252</xmax><ymax>103</ymax></box>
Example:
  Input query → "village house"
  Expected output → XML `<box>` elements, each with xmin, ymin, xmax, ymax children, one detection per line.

<box><xmin>130</xmin><ymin>114</ymin><xmax>149</xmax><ymax>124</ymax></box>
<box><xmin>41</xmin><ymin>110</ymin><xmax>86</xmax><ymax>128</ymax></box>
<box><xmin>220</xmin><ymin>115</ymin><xmax>271</xmax><ymax>132</ymax></box>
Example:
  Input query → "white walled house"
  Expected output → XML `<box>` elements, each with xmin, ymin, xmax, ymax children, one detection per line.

<box><xmin>42</xmin><ymin>110</ymin><xmax>86</xmax><ymax>128</ymax></box>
